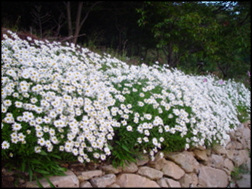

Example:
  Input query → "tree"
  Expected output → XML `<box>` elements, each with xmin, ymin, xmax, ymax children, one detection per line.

<box><xmin>137</xmin><ymin>1</ymin><xmax>250</xmax><ymax>79</ymax></box>
<box><xmin>64</xmin><ymin>1</ymin><xmax>102</xmax><ymax>45</ymax></box>
<box><xmin>31</xmin><ymin>4</ymin><xmax>51</xmax><ymax>38</ymax></box>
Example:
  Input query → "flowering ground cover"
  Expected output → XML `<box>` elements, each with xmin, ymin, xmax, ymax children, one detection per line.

<box><xmin>1</xmin><ymin>30</ymin><xmax>251</xmax><ymax>180</ymax></box>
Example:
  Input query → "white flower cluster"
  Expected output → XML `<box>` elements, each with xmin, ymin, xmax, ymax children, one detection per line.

<box><xmin>1</xmin><ymin>30</ymin><xmax>250</xmax><ymax>162</ymax></box>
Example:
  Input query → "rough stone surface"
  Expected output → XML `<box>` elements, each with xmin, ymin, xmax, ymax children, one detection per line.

<box><xmin>161</xmin><ymin>160</ymin><xmax>185</xmax><ymax>180</ymax></box>
<box><xmin>226</xmin><ymin>149</ymin><xmax>235</xmax><ymax>160</ymax></box>
<box><xmin>232</xmin><ymin>150</ymin><xmax>249</xmax><ymax>167</ymax></box>
<box><xmin>80</xmin><ymin>181</ymin><xmax>93</xmax><ymax>188</ymax></box>
<box><xmin>209</xmin><ymin>154</ymin><xmax>224</xmax><ymax>169</ymax></box>
<box><xmin>148</xmin><ymin>157</ymin><xmax>168</xmax><ymax>170</ymax></box>
<box><xmin>78</xmin><ymin>170</ymin><xmax>103</xmax><ymax>181</ymax></box>
<box><xmin>4</xmin><ymin>121</ymin><xmax>250</xmax><ymax>188</ymax></box>
<box><xmin>166</xmin><ymin>178</ymin><xmax>181</xmax><ymax>187</ymax></box>
<box><xmin>226</xmin><ymin>141</ymin><xmax>243</xmax><ymax>150</ymax></box>
<box><xmin>223</xmin><ymin>158</ymin><xmax>234</xmax><ymax>173</ymax></box>
<box><xmin>179</xmin><ymin>173</ymin><xmax>198</xmax><ymax>187</ymax></box>
<box><xmin>136</xmin><ymin>155</ymin><xmax>150</xmax><ymax>166</ymax></box>
<box><xmin>26</xmin><ymin>170</ymin><xmax>79</xmax><ymax>188</ymax></box>
<box><xmin>193</xmin><ymin>149</ymin><xmax>208</xmax><ymax>162</ymax></box>
<box><xmin>90</xmin><ymin>174</ymin><xmax>116</xmax><ymax>188</ymax></box>
<box><xmin>198</xmin><ymin>166</ymin><xmax>228</xmax><ymax>187</ymax></box>
<box><xmin>108</xmin><ymin>183</ymin><xmax>120</xmax><ymax>188</ymax></box>
<box><xmin>116</xmin><ymin>173</ymin><xmax>160</xmax><ymax>187</ymax></box>
<box><xmin>157</xmin><ymin>178</ymin><xmax>168</xmax><ymax>187</ymax></box>
<box><xmin>122</xmin><ymin>162</ymin><xmax>138</xmax><ymax>173</ymax></box>
<box><xmin>236</xmin><ymin>174</ymin><xmax>251</xmax><ymax>188</ymax></box>
<box><xmin>101</xmin><ymin>165</ymin><xmax>122</xmax><ymax>174</ymax></box>
<box><xmin>137</xmin><ymin>166</ymin><xmax>163</xmax><ymax>180</ymax></box>
<box><xmin>166</xmin><ymin>151</ymin><xmax>199</xmax><ymax>173</ymax></box>
<box><xmin>212</xmin><ymin>144</ymin><xmax>228</xmax><ymax>155</ymax></box>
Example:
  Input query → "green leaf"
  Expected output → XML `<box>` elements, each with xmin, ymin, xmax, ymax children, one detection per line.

<box><xmin>31</xmin><ymin>159</ymin><xmax>43</xmax><ymax>165</ymax></box>
<box><xmin>45</xmin><ymin>177</ymin><xmax>56</xmax><ymax>188</ymax></box>
<box><xmin>40</xmin><ymin>150</ymin><xmax>47</xmax><ymax>156</ymax></box>
<box><xmin>121</xmin><ymin>144</ymin><xmax>131</xmax><ymax>153</ymax></box>
<box><xmin>28</xmin><ymin>167</ymin><xmax>33</xmax><ymax>181</ymax></box>
<box><xmin>34</xmin><ymin>169</ymin><xmax>50</xmax><ymax>175</ymax></box>
<box><xmin>21</xmin><ymin>161</ymin><xmax>26</xmax><ymax>172</ymax></box>
<box><xmin>35</xmin><ymin>176</ymin><xmax>44</xmax><ymax>188</ymax></box>
<box><xmin>50</xmin><ymin>154</ymin><xmax>61</xmax><ymax>160</ymax></box>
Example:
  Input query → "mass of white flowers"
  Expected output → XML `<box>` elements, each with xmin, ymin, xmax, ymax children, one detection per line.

<box><xmin>1</xmin><ymin>30</ymin><xmax>250</xmax><ymax>163</ymax></box>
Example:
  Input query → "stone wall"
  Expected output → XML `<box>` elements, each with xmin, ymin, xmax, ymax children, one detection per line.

<box><xmin>26</xmin><ymin>121</ymin><xmax>250</xmax><ymax>188</ymax></box>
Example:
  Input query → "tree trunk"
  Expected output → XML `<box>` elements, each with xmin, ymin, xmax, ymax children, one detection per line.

<box><xmin>72</xmin><ymin>1</ymin><xmax>102</xmax><ymax>45</ymax></box>
<box><xmin>66</xmin><ymin>1</ymin><xmax>73</xmax><ymax>37</ymax></box>
<box><xmin>73</xmin><ymin>2</ymin><xmax>83</xmax><ymax>45</ymax></box>
<box><xmin>164</xmin><ymin>43</ymin><xmax>180</xmax><ymax>68</ymax></box>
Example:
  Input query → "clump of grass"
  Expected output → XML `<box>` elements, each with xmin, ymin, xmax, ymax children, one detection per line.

<box><xmin>231</xmin><ymin>163</ymin><xmax>250</xmax><ymax>181</ymax></box>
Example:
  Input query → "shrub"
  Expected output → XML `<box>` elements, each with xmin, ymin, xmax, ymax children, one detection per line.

<box><xmin>1</xmin><ymin>30</ymin><xmax>251</xmax><ymax>178</ymax></box>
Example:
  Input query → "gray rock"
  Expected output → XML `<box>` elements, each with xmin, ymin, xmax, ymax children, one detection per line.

<box><xmin>223</xmin><ymin>158</ymin><xmax>234</xmax><ymax>174</ymax></box>
<box><xmin>116</xmin><ymin>173</ymin><xmax>160</xmax><ymax>187</ymax></box>
<box><xmin>161</xmin><ymin>160</ymin><xmax>185</xmax><ymax>180</ymax></box>
<box><xmin>108</xmin><ymin>183</ymin><xmax>120</xmax><ymax>187</ymax></box>
<box><xmin>122</xmin><ymin>162</ymin><xmax>138</xmax><ymax>173</ymax></box>
<box><xmin>101</xmin><ymin>165</ymin><xmax>122</xmax><ymax>174</ymax></box>
<box><xmin>148</xmin><ymin>157</ymin><xmax>168</xmax><ymax>171</ymax></box>
<box><xmin>26</xmin><ymin>170</ymin><xmax>79</xmax><ymax>188</ymax></box>
<box><xmin>236</xmin><ymin>174</ymin><xmax>251</xmax><ymax>188</ymax></box>
<box><xmin>137</xmin><ymin>166</ymin><xmax>163</xmax><ymax>180</ymax></box>
<box><xmin>209</xmin><ymin>154</ymin><xmax>224</xmax><ymax>169</ymax></box>
<box><xmin>157</xmin><ymin>178</ymin><xmax>168</xmax><ymax>187</ymax></box>
<box><xmin>136</xmin><ymin>155</ymin><xmax>150</xmax><ymax>166</ymax></box>
<box><xmin>90</xmin><ymin>174</ymin><xmax>116</xmax><ymax>188</ymax></box>
<box><xmin>166</xmin><ymin>151</ymin><xmax>199</xmax><ymax>173</ymax></box>
<box><xmin>198</xmin><ymin>166</ymin><xmax>228</xmax><ymax>187</ymax></box>
<box><xmin>166</xmin><ymin>178</ymin><xmax>181</xmax><ymax>187</ymax></box>
<box><xmin>80</xmin><ymin>181</ymin><xmax>93</xmax><ymax>188</ymax></box>
<box><xmin>233</xmin><ymin>150</ymin><xmax>249</xmax><ymax>167</ymax></box>
<box><xmin>78</xmin><ymin>170</ymin><xmax>103</xmax><ymax>181</ymax></box>
<box><xmin>179</xmin><ymin>173</ymin><xmax>198</xmax><ymax>187</ymax></box>
<box><xmin>193</xmin><ymin>149</ymin><xmax>208</xmax><ymax>162</ymax></box>
<box><xmin>212</xmin><ymin>144</ymin><xmax>227</xmax><ymax>155</ymax></box>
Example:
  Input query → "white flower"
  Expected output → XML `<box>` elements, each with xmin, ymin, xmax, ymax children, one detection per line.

<box><xmin>137</xmin><ymin>137</ymin><xmax>142</xmax><ymax>144</ymax></box>
<box><xmin>38</xmin><ymin>138</ymin><xmax>45</xmax><ymax>146</ymax></box>
<box><xmin>78</xmin><ymin>156</ymin><xmax>84</xmax><ymax>163</ymax></box>
<box><xmin>18</xmin><ymin>133</ymin><xmax>25</xmax><ymax>142</ymax></box>
<box><xmin>1</xmin><ymin>106</ymin><xmax>7</xmax><ymax>113</ymax></box>
<box><xmin>139</xmin><ymin>92</ymin><xmax>145</xmax><ymax>97</ymax></box>
<box><xmin>3</xmin><ymin>99</ymin><xmax>12</xmax><ymax>107</ymax></box>
<box><xmin>2</xmin><ymin>141</ymin><xmax>10</xmax><ymax>149</ymax></box>
<box><xmin>72</xmin><ymin>148</ymin><xmax>79</xmax><ymax>156</ymax></box>
<box><xmin>12</xmin><ymin>122</ymin><xmax>22</xmax><ymax>131</ymax></box>
<box><xmin>126</xmin><ymin>125</ymin><xmax>133</xmax><ymax>131</ymax></box>
<box><xmin>152</xmin><ymin>138</ymin><xmax>158</xmax><ymax>146</ymax></box>
<box><xmin>15</xmin><ymin>101</ymin><xmax>23</xmax><ymax>108</ymax></box>
<box><xmin>144</xmin><ymin>114</ymin><xmax>152</xmax><ymax>120</ymax></box>
<box><xmin>138</xmin><ymin>101</ymin><xmax>144</xmax><ymax>107</ymax></box>
<box><xmin>59</xmin><ymin>146</ymin><xmax>64</xmax><ymax>151</ymax></box>
<box><xmin>144</xmin><ymin>129</ymin><xmax>150</xmax><ymax>136</ymax></box>
<box><xmin>34</xmin><ymin>146</ymin><xmax>41</xmax><ymax>153</ymax></box>
<box><xmin>143</xmin><ymin>137</ymin><xmax>149</xmax><ymax>142</ymax></box>
<box><xmin>160</xmin><ymin>152</ymin><xmax>164</xmax><ymax>159</ymax></box>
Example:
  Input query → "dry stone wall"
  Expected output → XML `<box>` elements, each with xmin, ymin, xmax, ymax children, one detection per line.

<box><xmin>26</xmin><ymin>121</ymin><xmax>251</xmax><ymax>188</ymax></box>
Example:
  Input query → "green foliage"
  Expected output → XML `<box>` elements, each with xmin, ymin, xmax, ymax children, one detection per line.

<box><xmin>236</xmin><ymin>105</ymin><xmax>251</xmax><ymax>123</ymax></box>
<box><xmin>137</xmin><ymin>1</ymin><xmax>250</xmax><ymax>79</ymax></box>
<box><xmin>231</xmin><ymin>163</ymin><xmax>250</xmax><ymax>181</ymax></box>
<box><xmin>3</xmin><ymin>152</ymin><xmax>66</xmax><ymax>182</ymax></box>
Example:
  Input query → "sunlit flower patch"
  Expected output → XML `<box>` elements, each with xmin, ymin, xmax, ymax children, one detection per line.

<box><xmin>1</xmin><ymin>30</ymin><xmax>250</xmax><ymax>165</ymax></box>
